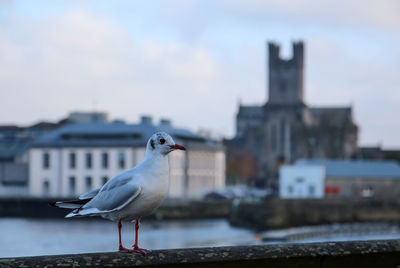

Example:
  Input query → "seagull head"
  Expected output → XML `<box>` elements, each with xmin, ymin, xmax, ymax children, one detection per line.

<box><xmin>146</xmin><ymin>132</ymin><xmax>186</xmax><ymax>155</ymax></box>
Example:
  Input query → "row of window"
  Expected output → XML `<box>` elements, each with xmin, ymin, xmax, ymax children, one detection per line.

<box><xmin>287</xmin><ymin>185</ymin><xmax>316</xmax><ymax>195</ymax></box>
<box><xmin>42</xmin><ymin>152</ymin><xmax>126</xmax><ymax>170</ymax></box>
<box><xmin>43</xmin><ymin>176</ymin><xmax>109</xmax><ymax>196</ymax></box>
<box><xmin>286</xmin><ymin>185</ymin><xmax>343</xmax><ymax>196</ymax></box>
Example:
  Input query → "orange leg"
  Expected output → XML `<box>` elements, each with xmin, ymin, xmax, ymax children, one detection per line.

<box><xmin>132</xmin><ymin>218</ymin><xmax>152</xmax><ymax>255</ymax></box>
<box><xmin>118</xmin><ymin>219</ymin><xmax>133</xmax><ymax>253</ymax></box>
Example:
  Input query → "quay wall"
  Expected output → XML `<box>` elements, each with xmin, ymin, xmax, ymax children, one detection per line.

<box><xmin>230</xmin><ymin>197</ymin><xmax>400</xmax><ymax>230</ymax></box>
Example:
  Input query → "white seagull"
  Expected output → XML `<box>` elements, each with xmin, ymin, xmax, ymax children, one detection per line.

<box><xmin>51</xmin><ymin>132</ymin><xmax>186</xmax><ymax>254</ymax></box>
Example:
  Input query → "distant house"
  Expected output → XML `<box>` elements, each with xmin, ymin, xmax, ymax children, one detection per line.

<box><xmin>279</xmin><ymin>159</ymin><xmax>400</xmax><ymax>199</ymax></box>
<box><xmin>279</xmin><ymin>165</ymin><xmax>325</xmax><ymax>199</ymax></box>
<box><xmin>28</xmin><ymin>116</ymin><xmax>226</xmax><ymax>199</ymax></box>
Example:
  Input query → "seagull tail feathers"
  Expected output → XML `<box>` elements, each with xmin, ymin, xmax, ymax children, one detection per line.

<box><xmin>49</xmin><ymin>198</ymin><xmax>93</xmax><ymax>218</ymax></box>
<box><xmin>65</xmin><ymin>211</ymin><xmax>77</xmax><ymax>218</ymax></box>
<box><xmin>65</xmin><ymin>207</ymin><xmax>102</xmax><ymax>218</ymax></box>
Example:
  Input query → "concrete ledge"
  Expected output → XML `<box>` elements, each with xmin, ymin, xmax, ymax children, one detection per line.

<box><xmin>1</xmin><ymin>239</ymin><xmax>400</xmax><ymax>267</ymax></box>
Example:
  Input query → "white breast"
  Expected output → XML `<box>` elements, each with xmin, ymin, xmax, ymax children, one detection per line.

<box><xmin>112</xmin><ymin>157</ymin><xmax>170</xmax><ymax>221</ymax></box>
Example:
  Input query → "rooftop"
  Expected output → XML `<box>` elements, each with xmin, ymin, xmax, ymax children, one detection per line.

<box><xmin>31</xmin><ymin>118</ymin><xmax>221</xmax><ymax>150</ymax></box>
<box><xmin>309</xmin><ymin>106</ymin><xmax>354</xmax><ymax>126</ymax></box>
<box><xmin>237</xmin><ymin>105</ymin><xmax>263</xmax><ymax>118</ymax></box>
<box><xmin>295</xmin><ymin>159</ymin><xmax>400</xmax><ymax>179</ymax></box>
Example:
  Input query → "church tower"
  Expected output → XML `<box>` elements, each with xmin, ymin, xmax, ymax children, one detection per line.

<box><xmin>268</xmin><ymin>42</ymin><xmax>304</xmax><ymax>105</ymax></box>
<box><xmin>226</xmin><ymin>40</ymin><xmax>357</xmax><ymax>187</ymax></box>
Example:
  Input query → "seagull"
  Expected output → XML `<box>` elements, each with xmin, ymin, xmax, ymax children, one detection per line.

<box><xmin>51</xmin><ymin>132</ymin><xmax>186</xmax><ymax>254</ymax></box>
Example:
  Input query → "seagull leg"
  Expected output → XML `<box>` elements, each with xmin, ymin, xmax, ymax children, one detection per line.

<box><xmin>133</xmin><ymin>218</ymin><xmax>152</xmax><ymax>255</ymax></box>
<box><xmin>118</xmin><ymin>219</ymin><xmax>133</xmax><ymax>253</ymax></box>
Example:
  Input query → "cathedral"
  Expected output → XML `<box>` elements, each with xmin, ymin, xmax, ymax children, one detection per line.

<box><xmin>226</xmin><ymin>41</ymin><xmax>358</xmax><ymax>186</ymax></box>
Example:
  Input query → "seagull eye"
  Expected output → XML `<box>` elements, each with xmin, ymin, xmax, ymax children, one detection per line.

<box><xmin>159</xmin><ymin>138</ymin><xmax>165</xmax><ymax>144</ymax></box>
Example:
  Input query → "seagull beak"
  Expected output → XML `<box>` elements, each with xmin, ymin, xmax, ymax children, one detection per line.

<box><xmin>169</xmin><ymin>144</ymin><xmax>186</xmax><ymax>151</ymax></box>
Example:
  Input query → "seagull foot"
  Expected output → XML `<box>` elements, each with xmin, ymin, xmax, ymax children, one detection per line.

<box><xmin>133</xmin><ymin>247</ymin><xmax>152</xmax><ymax>255</ymax></box>
<box><xmin>119</xmin><ymin>246</ymin><xmax>134</xmax><ymax>253</ymax></box>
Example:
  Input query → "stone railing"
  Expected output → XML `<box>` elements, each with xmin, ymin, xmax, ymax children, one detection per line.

<box><xmin>1</xmin><ymin>239</ymin><xmax>399</xmax><ymax>267</ymax></box>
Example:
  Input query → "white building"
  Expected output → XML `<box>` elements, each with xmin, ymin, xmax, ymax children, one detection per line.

<box><xmin>29</xmin><ymin>117</ymin><xmax>225</xmax><ymax>198</ymax></box>
<box><xmin>279</xmin><ymin>165</ymin><xmax>325</xmax><ymax>199</ymax></box>
<box><xmin>279</xmin><ymin>159</ymin><xmax>400</xmax><ymax>199</ymax></box>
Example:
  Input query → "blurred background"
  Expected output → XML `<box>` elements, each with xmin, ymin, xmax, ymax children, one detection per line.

<box><xmin>1</xmin><ymin>0</ymin><xmax>400</xmax><ymax>258</ymax></box>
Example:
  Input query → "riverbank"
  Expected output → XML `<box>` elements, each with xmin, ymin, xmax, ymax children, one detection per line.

<box><xmin>230</xmin><ymin>197</ymin><xmax>400</xmax><ymax>230</ymax></box>
<box><xmin>262</xmin><ymin>222</ymin><xmax>400</xmax><ymax>242</ymax></box>
<box><xmin>2</xmin><ymin>240</ymin><xmax>399</xmax><ymax>267</ymax></box>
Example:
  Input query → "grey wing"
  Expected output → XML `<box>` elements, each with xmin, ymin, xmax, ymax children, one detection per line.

<box><xmin>83</xmin><ymin>171</ymin><xmax>141</xmax><ymax>212</ymax></box>
<box><xmin>79</xmin><ymin>187</ymin><xmax>101</xmax><ymax>200</ymax></box>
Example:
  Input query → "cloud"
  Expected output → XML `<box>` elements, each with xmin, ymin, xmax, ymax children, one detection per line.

<box><xmin>218</xmin><ymin>0</ymin><xmax>400</xmax><ymax>31</ymax></box>
<box><xmin>306</xmin><ymin>38</ymin><xmax>400</xmax><ymax>147</ymax></box>
<box><xmin>0</xmin><ymin>1</ymin><xmax>399</xmax><ymax>147</ymax></box>
<box><xmin>0</xmin><ymin>8</ymin><xmax>241</xmax><ymax>137</ymax></box>
<box><xmin>0</xmin><ymin>10</ymin><xmax>130</xmax><ymax>112</ymax></box>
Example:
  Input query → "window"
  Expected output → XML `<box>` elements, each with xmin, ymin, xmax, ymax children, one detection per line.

<box><xmin>118</xmin><ymin>152</ymin><xmax>125</xmax><ymax>169</ymax></box>
<box><xmin>325</xmin><ymin>186</ymin><xmax>331</xmax><ymax>195</ymax></box>
<box><xmin>279</xmin><ymin>118</ymin><xmax>286</xmax><ymax>153</ymax></box>
<box><xmin>69</xmin><ymin>152</ymin><xmax>76</xmax><ymax>169</ymax></box>
<box><xmin>296</xmin><ymin>177</ymin><xmax>305</xmax><ymax>183</ymax></box>
<box><xmin>296</xmin><ymin>112</ymin><xmax>302</xmax><ymax>122</ymax></box>
<box><xmin>325</xmin><ymin>185</ymin><xmax>340</xmax><ymax>195</ymax></box>
<box><xmin>287</xmin><ymin>185</ymin><xmax>293</xmax><ymax>194</ymax></box>
<box><xmin>308</xmin><ymin>185</ymin><xmax>315</xmax><ymax>196</ymax></box>
<box><xmin>361</xmin><ymin>186</ymin><xmax>374</xmax><ymax>198</ymax></box>
<box><xmin>102</xmin><ymin>176</ymin><xmax>108</xmax><ymax>185</ymax></box>
<box><xmin>43</xmin><ymin>152</ymin><xmax>50</xmax><ymax>169</ymax></box>
<box><xmin>69</xmin><ymin>176</ymin><xmax>76</xmax><ymax>196</ymax></box>
<box><xmin>271</xmin><ymin>124</ymin><xmax>277</xmax><ymax>152</ymax></box>
<box><xmin>279</xmin><ymin>78</ymin><xmax>286</xmax><ymax>92</ymax></box>
<box><xmin>332</xmin><ymin>186</ymin><xmax>340</xmax><ymax>195</ymax></box>
<box><xmin>43</xmin><ymin>180</ymin><xmax>50</xmax><ymax>196</ymax></box>
<box><xmin>85</xmin><ymin>153</ymin><xmax>92</xmax><ymax>169</ymax></box>
<box><xmin>85</xmin><ymin>176</ymin><xmax>92</xmax><ymax>191</ymax></box>
<box><xmin>102</xmin><ymin>152</ymin><xmax>108</xmax><ymax>169</ymax></box>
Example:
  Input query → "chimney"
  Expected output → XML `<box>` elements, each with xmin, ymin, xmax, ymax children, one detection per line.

<box><xmin>140</xmin><ymin>116</ymin><xmax>153</xmax><ymax>125</ymax></box>
<box><xmin>159</xmin><ymin>119</ymin><xmax>171</xmax><ymax>127</ymax></box>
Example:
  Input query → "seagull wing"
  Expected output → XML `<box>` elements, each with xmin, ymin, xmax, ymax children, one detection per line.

<box><xmin>79</xmin><ymin>187</ymin><xmax>101</xmax><ymax>200</ymax></box>
<box><xmin>80</xmin><ymin>170</ymin><xmax>141</xmax><ymax>213</ymax></box>
<box><xmin>52</xmin><ymin>187</ymin><xmax>101</xmax><ymax>210</ymax></box>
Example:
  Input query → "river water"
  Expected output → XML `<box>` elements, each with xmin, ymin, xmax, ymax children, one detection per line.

<box><xmin>1</xmin><ymin>218</ymin><xmax>400</xmax><ymax>258</ymax></box>
<box><xmin>0</xmin><ymin>218</ymin><xmax>255</xmax><ymax>257</ymax></box>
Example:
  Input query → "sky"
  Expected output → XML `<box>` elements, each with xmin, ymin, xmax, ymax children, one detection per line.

<box><xmin>0</xmin><ymin>0</ymin><xmax>399</xmax><ymax>148</ymax></box>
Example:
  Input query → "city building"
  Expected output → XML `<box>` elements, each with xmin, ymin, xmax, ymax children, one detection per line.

<box><xmin>28</xmin><ymin>116</ymin><xmax>225</xmax><ymax>198</ymax></box>
<box><xmin>357</xmin><ymin>146</ymin><xmax>400</xmax><ymax>164</ymax></box>
<box><xmin>0</xmin><ymin>162</ymin><xmax>28</xmax><ymax>197</ymax></box>
<box><xmin>0</xmin><ymin>111</ymin><xmax>110</xmax><ymax>165</ymax></box>
<box><xmin>0</xmin><ymin>111</ymin><xmax>111</xmax><ymax>197</ymax></box>
<box><xmin>0</xmin><ymin>123</ymin><xmax>62</xmax><ymax>196</ymax></box>
<box><xmin>226</xmin><ymin>41</ymin><xmax>358</xmax><ymax>185</ymax></box>
<box><xmin>279</xmin><ymin>159</ymin><xmax>400</xmax><ymax>199</ymax></box>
